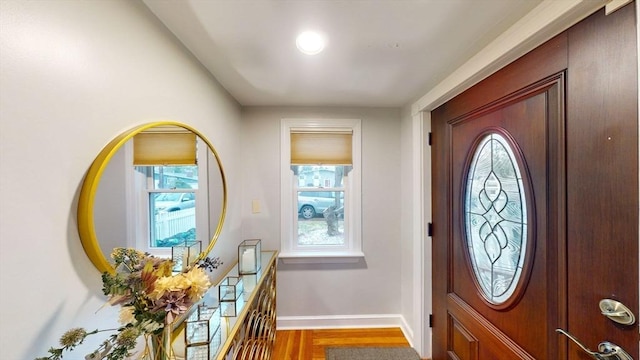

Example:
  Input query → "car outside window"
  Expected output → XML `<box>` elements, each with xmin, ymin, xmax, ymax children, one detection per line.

<box><xmin>297</xmin><ymin>191</ymin><xmax>344</xmax><ymax>219</ymax></box>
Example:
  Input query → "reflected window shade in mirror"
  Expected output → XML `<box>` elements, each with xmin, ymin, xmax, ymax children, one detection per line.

<box><xmin>77</xmin><ymin>121</ymin><xmax>227</xmax><ymax>274</ymax></box>
<box><xmin>290</xmin><ymin>129</ymin><xmax>352</xmax><ymax>165</ymax></box>
<box><xmin>133</xmin><ymin>132</ymin><xmax>197</xmax><ymax>166</ymax></box>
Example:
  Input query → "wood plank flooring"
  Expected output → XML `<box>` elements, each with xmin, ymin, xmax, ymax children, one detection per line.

<box><xmin>272</xmin><ymin>327</ymin><xmax>413</xmax><ymax>360</ymax></box>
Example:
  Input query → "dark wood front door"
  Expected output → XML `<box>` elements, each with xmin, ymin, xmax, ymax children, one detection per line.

<box><xmin>431</xmin><ymin>4</ymin><xmax>638</xmax><ymax>360</ymax></box>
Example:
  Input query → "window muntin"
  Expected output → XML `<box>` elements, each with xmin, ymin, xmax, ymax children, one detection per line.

<box><xmin>464</xmin><ymin>132</ymin><xmax>527</xmax><ymax>304</ymax></box>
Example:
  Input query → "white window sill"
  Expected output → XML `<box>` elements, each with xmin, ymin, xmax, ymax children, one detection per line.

<box><xmin>278</xmin><ymin>251</ymin><xmax>365</xmax><ymax>264</ymax></box>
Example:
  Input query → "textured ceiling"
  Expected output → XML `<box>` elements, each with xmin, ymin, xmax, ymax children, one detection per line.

<box><xmin>143</xmin><ymin>0</ymin><xmax>543</xmax><ymax>107</ymax></box>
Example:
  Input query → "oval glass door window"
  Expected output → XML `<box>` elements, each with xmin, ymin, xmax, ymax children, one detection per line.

<box><xmin>465</xmin><ymin>132</ymin><xmax>527</xmax><ymax>305</ymax></box>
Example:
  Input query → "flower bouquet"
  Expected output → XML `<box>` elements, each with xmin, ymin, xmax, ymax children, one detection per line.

<box><xmin>36</xmin><ymin>248</ymin><xmax>222</xmax><ymax>360</ymax></box>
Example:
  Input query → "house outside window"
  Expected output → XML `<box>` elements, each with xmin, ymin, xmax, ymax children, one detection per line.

<box><xmin>280</xmin><ymin>119</ymin><xmax>362</xmax><ymax>262</ymax></box>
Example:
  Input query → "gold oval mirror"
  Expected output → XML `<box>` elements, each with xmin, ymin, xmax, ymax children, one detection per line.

<box><xmin>78</xmin><ymin>121</ymin><xmax>227</xmax><ymax>274</ymax></box>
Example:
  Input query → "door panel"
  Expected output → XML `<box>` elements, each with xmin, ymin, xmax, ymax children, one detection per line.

<box><xmin>448</xmin><ymin>75</ymin><xmax>564</xmax><ymax>360</ymax></box>
<box><xmin>432</xmin><ymin>5</ymin><xmax>638</xmax><ymax>360</ymax></box>
<box><xmin>566</xmin><ymin>3</ymin><xmax>639</xmax><ymax>358</ymax></box>
<box><xmin>431</xmin><ymin>30</ymin><xmax>570</xmax><ymax>360</ymax></box>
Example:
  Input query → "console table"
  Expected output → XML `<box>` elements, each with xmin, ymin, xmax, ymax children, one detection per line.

<box><xmin>173</xmin><ymin>250</ymin><xmax>278</xmax><ymax>360</ymax></box>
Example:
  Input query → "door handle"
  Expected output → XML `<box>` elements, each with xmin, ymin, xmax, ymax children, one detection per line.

<box><xmin>555</xmin><ymin>329</ymin><xmax>633</xmax><ymax>360</ymax></box>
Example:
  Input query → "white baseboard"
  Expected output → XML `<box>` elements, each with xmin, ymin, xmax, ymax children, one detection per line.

<box><xmin>276</xmin><ymin>314</ymin><xmax>416</xmax><ymax>348</ymax></box>
<box><xmin>399</xmin><ymin>315</ymin><xmax>415</xmax><ymax>348</ymax></box>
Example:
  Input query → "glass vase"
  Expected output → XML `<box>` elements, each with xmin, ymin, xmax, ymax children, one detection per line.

<box><xmin>172</xmin><ymin>240</ymin><xmax>202</xmax><ymax>272</ymax></box>
<box><xmin>148</xmin><ymin>326</ymin><xmax>171</xmax><ymax>360</ymax></box>
<box><xmin>238</xmin><ymin>239</ymin><xmax>261</xmax><ymax>275</ymax></box>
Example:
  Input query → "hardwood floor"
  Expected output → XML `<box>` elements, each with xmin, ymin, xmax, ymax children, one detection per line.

<box><xmin>272</xmin><ymin>327</ymin><xmax>412</xmax><ymax>360</ymax></box>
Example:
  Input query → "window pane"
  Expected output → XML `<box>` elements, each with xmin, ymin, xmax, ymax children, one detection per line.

<box><xmin>464</xmin><ymin>133</ymin><xmax>527</xmax><ymax>304</ymax></box>
<box><xmin>297</xmin><ymin>190</ymin><xmax>345</xmax><ymax>246</ymax></box>
<box><xmin>153</xmin><ymin>165</ymin><xmax>198</xmax><ymax>190</ymax></box>
<box><xmin>295</xmin><ymin>165</ymin><xmax>345</xmax><ymax>187</ymax></box>
<box><xmin>150</xmin><ymin>192</ymin><xmax>196</xmax><ymax>247</ymax></box>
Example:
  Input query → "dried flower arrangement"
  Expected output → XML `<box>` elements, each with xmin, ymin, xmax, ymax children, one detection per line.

<box><xmin>36</xmin><ymin>248</ymin><xmax>222</xmax><ymax>360</ymax></box>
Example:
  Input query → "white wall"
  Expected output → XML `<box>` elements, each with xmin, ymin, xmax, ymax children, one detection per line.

<box><xmin>399</xmin><ymin>107</ymin><xmax>416</xmax><ymax>342</ymax></box>
<box><xmin>400</xmin><ymin>108</ymin><xmax>414</xmax><ymax>321</ymax></box>
<box><xmin>240</xmin><ymin>107</ymin><xmax>405</xmax><ymax>324</ymax></box>
<box><xmin>0</xmin><ymin>1</ymin><xmax>243</xmax><ymax>359</ymax></box>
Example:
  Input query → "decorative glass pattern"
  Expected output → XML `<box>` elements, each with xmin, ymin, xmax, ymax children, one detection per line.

<box><xmin>465</xmin><ymin>133</ymin><xmax>527</xmax><ymax>304</ymax></box>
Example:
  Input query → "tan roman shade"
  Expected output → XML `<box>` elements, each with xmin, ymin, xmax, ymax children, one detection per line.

<box><xmin>133</xmin><ymin>130</ymin><xmax>197</xmax><ymax>166</ymax></box>
<box><xmin>290</xmin><ymin>129</ymin><xmax>352</xmax><ymax>165</ymax></box>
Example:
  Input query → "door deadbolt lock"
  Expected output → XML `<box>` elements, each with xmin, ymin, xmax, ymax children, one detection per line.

<box><xmin>599</xmin><ymin>299</ymin><xmax>636</xmax><ymax>326</ymax></box>
<box><xmin>556</xmin><ymin>329</ymin><xmax>633</xmax><ymax>360</ymax></box>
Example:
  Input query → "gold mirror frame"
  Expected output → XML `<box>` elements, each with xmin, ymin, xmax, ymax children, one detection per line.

<box><xmin>78</xmin><ymin>121</ymin><xmax>227</xmax><ymax>274</ymax></box>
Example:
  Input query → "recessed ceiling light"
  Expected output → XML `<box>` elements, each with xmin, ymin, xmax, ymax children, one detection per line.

<box><xmin>296</xmin><ymin>31</ymin><xmax>325</xmax><ymax>55</ymax></box>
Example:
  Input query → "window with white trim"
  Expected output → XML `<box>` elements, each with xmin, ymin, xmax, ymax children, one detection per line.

<box><xmin>126</xmin><ymin>131</ymin><xmax>209</xmax><ymax>258</ymax></box>
<box><xmin>280</xmin><ymin>119</ymin><xmax>362</xmax><ymax>261</ymax></box>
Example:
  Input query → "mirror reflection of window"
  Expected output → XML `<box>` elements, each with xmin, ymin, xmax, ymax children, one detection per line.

<box><xmin>82</xmin><ymin>122</ymin><xmax>227</xmax><ymax>273</ymax></box>
<box><xmin>128</xmin><ymin>129</ymin><xmax>208</xmax><ymax>256</ymax></box>
<box><xmin>141</xmin><ymin>165</ymin><xmax>198</xmax><ymax>248</ymax></box>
